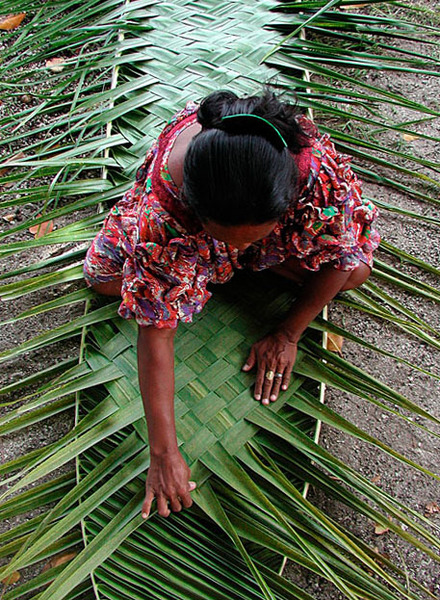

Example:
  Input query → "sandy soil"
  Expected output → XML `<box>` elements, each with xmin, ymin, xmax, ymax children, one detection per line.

<box><xmin>284</xmin><ymin>4</ymin><xmax>440</xmax><ymax>595</ymax></box>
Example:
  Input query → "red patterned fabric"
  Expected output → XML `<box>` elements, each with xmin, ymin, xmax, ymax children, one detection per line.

<box><xmin>84</xmin><ymin>102</ymin><xmax>380</xmax><ymax>328</ymax></box>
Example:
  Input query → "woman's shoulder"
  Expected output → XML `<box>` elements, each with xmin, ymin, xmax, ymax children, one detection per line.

<box><xmin>159</xmin><ymin>101</ymin><xmax>199</xmax><ymax>140</ymax></box>
<box><xmin>131</xmin><ymin>102</ymin><xmax>201</xmax><ymax>229</ymax></box>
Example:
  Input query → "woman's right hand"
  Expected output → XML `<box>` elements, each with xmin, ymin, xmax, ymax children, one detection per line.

<box><xmin>142</xmin><ymin>449</ymin><xmax>196</xmax><ymax>518</ymax></box>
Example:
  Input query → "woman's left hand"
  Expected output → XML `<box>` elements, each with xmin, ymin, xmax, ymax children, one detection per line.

<box><xmin>242</xmin><ymin>331</ymin><xmax>298</xmax><ymax>405</ymax></box>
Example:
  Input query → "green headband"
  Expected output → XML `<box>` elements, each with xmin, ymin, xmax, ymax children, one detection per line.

<box><xmin>221</xmin><ymin>113</ymin><xmax>288</xmax><ymax>150</ymax></box>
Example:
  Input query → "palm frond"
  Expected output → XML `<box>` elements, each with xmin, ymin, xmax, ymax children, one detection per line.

<box><xmin>1</xmin><ymin>0</ymin><xmax>439</xmax><ymax>599</ymax></box>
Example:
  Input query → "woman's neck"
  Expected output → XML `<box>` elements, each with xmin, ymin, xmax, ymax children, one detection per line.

<box><xmin>167</xmin><ymin>122</ymin><xmax>202</xmax><ymax>188</ymax></box>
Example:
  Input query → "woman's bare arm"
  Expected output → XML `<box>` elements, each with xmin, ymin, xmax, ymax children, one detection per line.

<box><xmin>244</xmin><ymin>263</ymin><xmax>369</xmax><ymax>403</ymax></box>
<box><xmin>137</xmin><ymin>325</ymin><xmax>196</xmax><ymax>518</ymax></box>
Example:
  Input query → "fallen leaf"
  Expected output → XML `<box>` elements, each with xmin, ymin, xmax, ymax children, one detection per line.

<box><xmin>371</xmin><ymin>474</ymin><xmax>381</xmax><ymax>484</ymax></box>
<box><xmin>341</xmin><ymin>4</ymin><xmax>369</xmax><ymax>9</ymax></box>
<box><xmin>28</xmin><ymin>216</ymin><xmax>41</xmax><ymax>234</ymax></box>
<box><xmin>402</xmin><ymin>133</ymin><xmax>420</xmax><ymax>142</ymax></box>
<box><xmin>42</xmin><ymin>551</ymin><xmax>77</xmax><ymax>573</ymax></box>
<box><xmin>1</xmin><ymin>571</ymin><xmax>20</xmax><ymax>585</ymax></box>
<box><xmin>29</xmin><ymin>218</ymin><xmax>54</xmax><ymax>238</ymax></box>
<box><xmin>374</xmin><ymin>523</ymin><xmax>389</xmax><ymax>535</ymax></box>
<box><xmin>327</xmin><ymin>332</ymin><xmax>344</xmax><ymax>355</ymax></box>
<box><xmin>425</xmin><ymin>502</ymin><xmax>440</xmax><ymax>516</ymax></box>
<box><xmin>0</xmin><ymin>152</ymin><xmax>26</xmax><ymax>176</ymax></box>
<box><xmin>2</xmin><ymin>213</ymin><xmax>15</xmax><ymax>223</ymax></box>
<box><xmin>45</xmin><ymin>57</ymin><xmax>66</xmax><ymax>73</ymax></box>
<box><xmin>0</xmin><ymin>13</ymin><xmax>26</xmax><ymax>30</ymax></box>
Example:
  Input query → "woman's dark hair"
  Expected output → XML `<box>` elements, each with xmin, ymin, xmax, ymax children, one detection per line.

<box><xmin>182</xmin><ymin>89</ymin><xmax>310</xmax><ymax>226</ymax></box>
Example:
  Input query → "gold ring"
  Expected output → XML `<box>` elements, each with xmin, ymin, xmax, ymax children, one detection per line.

<box><xmin>265</xmin><ymin>370</ymin><xmax>274</xmax><ymax>381</ymax></box>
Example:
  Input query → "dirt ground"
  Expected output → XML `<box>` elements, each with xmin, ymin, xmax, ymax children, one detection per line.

<box><xmin>1</xmin><ymin>2</ymin><xmax>440</xmax><ymax>598</ymax></box>
<box><xmin>284</xmin><ymin>5</ymin><xmax>440</xmax><ymax>595</ymax></box>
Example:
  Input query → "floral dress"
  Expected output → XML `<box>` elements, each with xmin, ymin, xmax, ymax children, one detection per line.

<box><xmin>84</xmin><ymin>102</ymin><xmax>380</xmax><ymax>329</ymax></box>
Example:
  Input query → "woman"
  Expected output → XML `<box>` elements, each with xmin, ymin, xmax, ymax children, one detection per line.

<box><xmin>84</xmin><ymin>90</ymin><xmax>380</xmax><ymax>518</ymax></box>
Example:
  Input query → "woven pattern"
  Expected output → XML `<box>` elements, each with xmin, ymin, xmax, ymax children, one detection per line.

<box><xmin>85</xmin><ymin>273</ymin><xmax>305</xmax><ymax>462</ymax></box>
<box><xmin>113</xmin><ymin>0</ymin><xmax>296</xmax><ymax>172</ymax></box>
<box><xmin>79</xmin><ymin>2</ymin><xmax>318</xmax><ymax>597</ymax></box>
<box><xmin>2</xmin><ymin>1</ymin><xmax>436</xmax><ymax>598</ymax></box>
<box><xmin>82</xmin><ymin>272</ymin><xmax>315</xmax><ymax>599</ymax></box>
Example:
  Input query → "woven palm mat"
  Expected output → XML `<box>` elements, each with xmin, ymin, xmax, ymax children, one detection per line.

<box><xmin>75</xmin><ymin>1</ymin><xmax>320</xmax><ymax>596</ymax></box>
<box><xmin>80</xmin><ymin>271</ymin><xmax>318</xmax><ymax>598</ymax></box>
<box><xmin>111</xmin><ymin>0</ymin><xmax>296</xmax><ymax>167</ymax></box>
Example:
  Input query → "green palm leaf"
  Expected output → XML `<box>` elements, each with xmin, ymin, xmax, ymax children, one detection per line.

<box><xmin>1</xmin><ymin>0</ymin><xmax>439</xmax><ymax>599</ymax></box>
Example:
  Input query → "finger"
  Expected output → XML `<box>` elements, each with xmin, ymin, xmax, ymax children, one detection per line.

<box><xmin>269</xmin><ymin>371</ymin><xmax>284</xmax><ymax>401</ymax></box>
<box><xmin>242</xmin><ymin>346</ymin><xmax>256</xmax><ymax>372</ymax></box>
<box><xmin>142</xmin><ymin>488</ymin><xmax>155</xmax><ymax>519</ymax></box>
<box><xmin>254</xmin><ymin>361</ymin><xmax>267</xmax><ymax>401</ymax></box>
<box><xmin>281</xmin><ymin>365</ymin><xmax>293</xmax><ymax>391</ymax></box>
<box><xmin>179</xmin><ymin>480</ymin><xmax>196</xmax><ymax>509</ymax></box>
<box><xmin>169</xmin><ymin>495</ymin><xmax>182</xmax><ymax>513</ymax></box>
<box><xmin>261</xmin><ymin>365</ymin><xmax>277</xmax><ymax>405</ymax></box>
<box><xmin>178</xmin><ymin>488</ymin><xmax>194</xmax><ymax>509</ymax></box>
<box><xmin>156</xmin><ymin>495</ymin><xmax>170</xmax><ymax>518</ymax></box>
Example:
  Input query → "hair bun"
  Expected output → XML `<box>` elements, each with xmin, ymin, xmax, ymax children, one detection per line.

<box><xmin>197</xmin><ymin>90</ymin><xmax>238</xmax><ymax>128</ymax></box>
<box><xmin>197</xmin><ymin>88</ymin><xmax>309</xmax><ymax>153</ymax></box>
<box><xmin>219</xmin><ymin>114</ymin><xmax>288</xmax><ymax>152</ymax></box>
